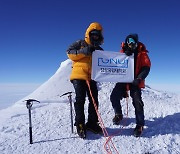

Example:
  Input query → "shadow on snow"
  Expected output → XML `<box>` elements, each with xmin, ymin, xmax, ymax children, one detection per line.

<box><xmin>105</xmin><ymin>112</ymin><xmax>180</xmax><ymax>138</ymax></box>
<box><xmin>32</xmin><ymin>112</ymin><xmax>180</xmax><ymax>143</ymax></box>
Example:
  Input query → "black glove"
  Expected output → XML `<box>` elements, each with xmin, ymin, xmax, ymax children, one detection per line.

<box><xmin>124</xmin><ymin>50</ymin><xmax>133</xmax><ymax>56</ymax></box>
<box><xmin>88</xmin><ymin>45</ymin><xmax>95</xmax><ymax>52</ymax></box>
<box><xmin>78</xmin><ymin>45</ymin><xmax>95</xmax><ymax>55</ymax></box>
<box><xmin>132</xmin><ymin>78</ymin><xmax>141</xmax><ymax>86</ymax></box>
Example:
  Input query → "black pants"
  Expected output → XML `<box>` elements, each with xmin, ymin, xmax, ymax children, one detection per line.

<box><xmin>71</xmin><ymin>79</ymin><xmax>99</xmax><ymax>125</ymax></box>
<box><xmin>110</xmin><ymin>83</ymin><xmax>145</xmax><ymax>126</ymax></box>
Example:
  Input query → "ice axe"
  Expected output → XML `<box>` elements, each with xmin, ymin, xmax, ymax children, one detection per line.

<box><xmin>60</xmin><ymin>92</ymin><xmax>74</xmax><ymax>133</ymax></box>
<box><xmin>24</xmin><ymin>99</ymin><xmax>40</xmax><ymax>144</ymax></box>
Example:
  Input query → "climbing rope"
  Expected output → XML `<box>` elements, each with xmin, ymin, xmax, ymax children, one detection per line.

<box><xmin>86</xmin><ymin>80</ymin><xmax>120</xmax><ymax>154</ymax></box>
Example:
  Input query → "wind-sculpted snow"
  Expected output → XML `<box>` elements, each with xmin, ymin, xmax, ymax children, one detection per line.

<box><xmin>0</xmin><ymin>59</ymin><xmax>180</xmax><ymax>154</ymax></box>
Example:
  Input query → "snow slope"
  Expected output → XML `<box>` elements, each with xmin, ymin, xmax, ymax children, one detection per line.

<box><xmin>0</xmin><ymin>59</ymin><xmax>180</xmax><ymax>154</ymax></box>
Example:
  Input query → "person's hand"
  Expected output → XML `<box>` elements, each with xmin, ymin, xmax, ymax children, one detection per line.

<box><xmin>88</xmin><ymin>45</ymin><xmax>95</xmax><ymax>52</ymax></box>
<box><xmin>132</xmin><ymin>78</ymin><xmax>141</xmax><ymax>86</ymax></box>
<box><xmin>124</xmin><ymin>50</ymin><xmax>133</xmax><ymax>56</ymax></box>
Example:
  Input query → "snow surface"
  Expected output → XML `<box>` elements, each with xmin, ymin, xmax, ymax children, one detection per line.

<box><xmin>0</xmin><ymin>59</ymin><xmax>180</xmax><ymax>154</ymax></box>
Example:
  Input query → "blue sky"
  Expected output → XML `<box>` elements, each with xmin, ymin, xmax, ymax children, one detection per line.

<box><xmin>0</xmin><ymin>0</ymin><xmax>180</xmax><ymax>91</ymax></box>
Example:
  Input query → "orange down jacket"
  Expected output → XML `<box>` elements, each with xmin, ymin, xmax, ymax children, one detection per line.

<box><xmin>67</xmin><ymin>22</ymin><xmax>103</xmax><ymax>81</ymax></box>
<box><xmin>121</xmin><ymin>42</ymin><xmax>151</xmax><ymax>88</ymax></box>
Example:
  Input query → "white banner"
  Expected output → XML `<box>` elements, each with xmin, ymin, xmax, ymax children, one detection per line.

<box><xmin>91</xmin><ymin>50</ymin><xmax>134</xmax><ymax>82</ymax></box>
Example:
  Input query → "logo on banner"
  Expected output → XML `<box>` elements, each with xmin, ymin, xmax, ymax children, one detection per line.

<box><xmin>98</xmin><ymin>57</ymin><xmax>128</xmax><ymax>75</ymax></box>
<box><xmin>98</xmin><ymin>58</ymin><xmax>128</xmax><ymax>68</ymax></box>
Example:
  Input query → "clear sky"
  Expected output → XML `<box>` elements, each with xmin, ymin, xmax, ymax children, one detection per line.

<box><xmin>0</xmin><ymin>0</ymin><xmax>180</xmax><ymax>91</ymax></box>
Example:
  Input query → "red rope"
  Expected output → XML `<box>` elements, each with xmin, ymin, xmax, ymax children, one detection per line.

<box><xmin>86</xmin><ymin>80</ymin><xmax>120</xmax><ymax>154</ymax></box>
<box><xmin>104</xmin><ymin>95</ymin><xmax>129</xmax><ymax>152</ymax></box>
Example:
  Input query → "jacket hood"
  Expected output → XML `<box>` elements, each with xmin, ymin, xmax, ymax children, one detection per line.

<box><xmin>85</xmin><ymin>22</ymin><xmax>103</xmax><ymax>45</ymax></box>
<box><xmin>125</xmin><ymin>33</ymin><xmax>139</xmax><ymax>44</ymax></box>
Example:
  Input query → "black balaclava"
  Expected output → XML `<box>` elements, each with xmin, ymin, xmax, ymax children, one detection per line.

<box><xmin>89</xmin><ymin>30</ymin><xmax>103</xmax><ymax>47</ymax></box>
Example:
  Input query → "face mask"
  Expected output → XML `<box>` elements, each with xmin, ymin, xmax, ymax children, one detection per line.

<box><xmin>128</xmin><ymin>42</ymin><xmax>137</xmax><ymax>51</ymax></box>
<box><xmin>90</xmin><ymin>30</ymin><xmax>102</xmax><ymax>47</ymax></box>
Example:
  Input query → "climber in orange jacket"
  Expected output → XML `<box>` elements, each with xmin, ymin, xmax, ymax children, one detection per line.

<box><xmin>67</xmin><ymin>22</ymin><xmax>104</xmax><ymax>138</ymax></box>
<box><xmin>110</xmin><ymin>33</ymin><xmax>151</xmax><ymax>137</ymax></box>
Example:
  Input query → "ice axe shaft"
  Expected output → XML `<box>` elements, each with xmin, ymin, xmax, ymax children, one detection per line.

<box><xmin>25</xmin><ymin>99</ymin><xmax>40</xmax><ymax>144</ymax></box>
<box><xmin>60</xmin><ymin>92</ymin><xmax>74</xmax><ymax>133</ymax></box>
<box><xmin>28</xmin><ymin>106</ymin><xmax>33</xmax><ymax>144</ymax></box>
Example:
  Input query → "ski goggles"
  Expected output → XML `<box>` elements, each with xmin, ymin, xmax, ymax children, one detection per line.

<box><xmin>127</xmin><ymin>38</ymin><xmax>136</xmax><ymax>44</ymax></box>
<box><xmin>90</xmin><ymin>30</ymin><xmax>101</xmax><ymax>36</ymax></box>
